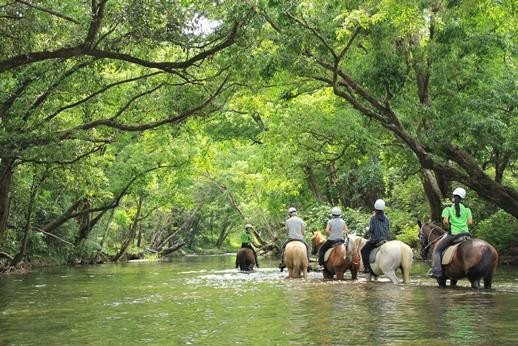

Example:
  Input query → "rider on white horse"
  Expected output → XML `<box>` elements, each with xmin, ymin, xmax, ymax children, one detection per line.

<box><xmin>361</xmin><ymin>199</ymin><xmax>390</xmax><ymax>274</ymax></box>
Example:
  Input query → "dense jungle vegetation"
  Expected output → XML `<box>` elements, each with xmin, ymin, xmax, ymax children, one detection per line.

<box><xmin>0</xmin><ymin>0</ymin><xmax>516</xmax><ymax>271</ymax></box>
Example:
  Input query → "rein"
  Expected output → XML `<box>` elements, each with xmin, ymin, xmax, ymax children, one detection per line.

<box><xmin>423</xmin><ymin>226</ymin><xmax>444</xmax><ymax>250</ymax></box>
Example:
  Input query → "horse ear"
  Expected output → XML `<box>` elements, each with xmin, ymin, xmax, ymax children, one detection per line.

<box><xmin>417</xmin><ymin>219</ymin><xmax>422</xmax><ymax>228</ymax></box>
<box><xmin>311</xmin><ymin>230</ymin><xmax>315</xmax><ymax>234</ymax></box>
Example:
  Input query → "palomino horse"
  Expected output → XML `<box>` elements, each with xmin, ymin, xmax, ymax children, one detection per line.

<box><xmin>357</xmin><ymin>236</ymin><xmax>413</xmax><ymax>284</ymax></box>
<box><xmin>418</xmin><ymin>221</ymin><xmax>498</xmax><ymax>289</ymax></box>
<box><xmin>284</xmin><ymin>241</ymin><xmax>309</xmax><ymax>279</ymax></box>
<box><xmin>235</xmin><ymin>248</ymin><xmax>256</xmax><ymax>272</ymax></box>
<box><xmin>311</xmin><ymin>231</ymin><xmax>361</xmax><ymax>280</ymax></box>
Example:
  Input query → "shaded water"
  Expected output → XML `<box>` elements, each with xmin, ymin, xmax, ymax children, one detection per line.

<box><xmin>1</xmin><ymin>256</ymin><xmax>518</xmax><ymax>345</ymax></box>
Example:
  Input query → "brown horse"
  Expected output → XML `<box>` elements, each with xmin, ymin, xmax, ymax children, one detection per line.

<box><xmin>284</xmin><ymin>241</ymin><xmax>308</xmax><ymax>279</ymax></box>
<box><xmin>235</xmin><ymin>247</ymin><xmax>256</xmax><ymax>272</ymax></box>
<box><xmin>311</xmin><ymin>231</ymin><xmax>360</xmax><ymax>280</ymax></box>
<box><xmin>418</xmin><ymin>221</ymin><xmax>498</xmax><ymax>289</ymax></box>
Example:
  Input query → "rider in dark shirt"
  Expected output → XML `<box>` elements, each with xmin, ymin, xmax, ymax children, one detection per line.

<box><xmin>361</xmin><ymin>199</ymin><xmax>390</xmax><ymax>274</ymax></box>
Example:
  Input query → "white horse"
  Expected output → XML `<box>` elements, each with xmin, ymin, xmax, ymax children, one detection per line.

<box><xmin>355</xmin><ymin>236</ymin><xmax>413</xmax><ymax>284</ymax></box>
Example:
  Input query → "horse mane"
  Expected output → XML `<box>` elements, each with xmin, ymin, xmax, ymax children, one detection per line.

<box><xmin>424</xmin><ymin>222</ymin><xmax>446</xmax><ymax>234</ymax></box>
<box><xmin>312</xmin><ymin>230</ymin><xmax>325</xmax><ymax>242</ymax></box>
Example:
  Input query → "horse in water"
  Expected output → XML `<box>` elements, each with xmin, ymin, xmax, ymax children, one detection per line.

<box><xmin>357</xmin><ymin>236</ymin><xmax>413</xmax><ymax>284</ymax></box>
<box><xmin>311</xmin><ymin>231</ymin><xmax>361</xmax><ymax>280</ymax></box>
<box><xmin>418</xmin><ymin>221</ymin><xmax>498</xmax><ymax>289</ymax></box>
<box><xmin>235</xmin><ymin>248</ymin><xmax>256</xmax><ymax>272</ymax></box>
<box><xmin>284</xmin><ymin>241</ymin><xmax>308</xmax><ymax>279</ymax></box>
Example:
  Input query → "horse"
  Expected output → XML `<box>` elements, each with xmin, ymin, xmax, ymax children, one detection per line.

<box><xmin>311</xmin><ymin>231</ymin><xmax>361</xmax><ymax>280</ymax></box>
<box><xmin>357</xmin><ymin>236</ymin><xmax>413</xmax><ymax>284</ymax></box>
<box><xmin>418</xmin><ymin>221</ymin><xmax>498</xmax><ymax>289</ymax></box>
<box><xmin>235</xmin><ymin>247</ymin><xmax>256</xmax><ymax>272</ymax></box>
<box><xmin>284</xmin><ymin>241</ymin><xmax>308</xmax><ymax>279</ymax></box>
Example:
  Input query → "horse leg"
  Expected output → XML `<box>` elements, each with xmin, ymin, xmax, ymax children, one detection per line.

<box><xmin>323</xmin><ymin>268</ymin><xmax>332</xmax><ymax>280</ymax></box>
<box><xmin>472</xmin><ymin>277</ymin><xmax>481</xmax><ymax>289</ymax></box>
<box><xmin>302</xmin><ymin>266</ymin><xmax>308</xmax><ymax>279</ymax></box>
<box><xmin>483</xmin><ymin>272</ymin><xmax>493</xmax><ymax>289</ymax></box>
<box><xmin>450</xmin><ymin>279</ymin><xmax>458</xmax><ymax>287</ymax></box>
<box><xmin>436</xmin><ymin>276</ymin><xmax>447</xmax><ymax>287</ymax></box>
<box><xmin>350</xmin><ymin>266</ymin><xmax>358</xmax><ymax>281</ymax></box>
<box><xmin>384</xmin><ymin>270</ymin><xmax>399</xmax><ymax>285</ymax></box>
<box><xmin>336</xmin><ymin>271</ymin><xmax>345</xmax><ymax>281</ymax></box>
<box><xmin>366</xmin><ymin>273</ymin><xmax>372</xmax><ymax>282</ymax></box>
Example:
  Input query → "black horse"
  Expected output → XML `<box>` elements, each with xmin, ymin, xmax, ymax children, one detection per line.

<box><xmin>235</xmin><ymin>247</ymin><xmax>256</xmax><ymax>272</ymax></box>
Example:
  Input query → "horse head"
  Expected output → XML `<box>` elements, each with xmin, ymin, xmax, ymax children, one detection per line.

<box><xmin>311</xmin><ymin>231</ymin><xmax>324</xmax><ymax>255</ymax></box>
<box><xmin>418</xmin><ymin>221</ymin><xmax>446</xmax><ymax>259</ymax></box>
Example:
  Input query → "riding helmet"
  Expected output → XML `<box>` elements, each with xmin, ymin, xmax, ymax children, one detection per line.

<box><xmin>374</xmin><ymin>199</ymin><xmax>385</xmax><ymax>211</ymax></box>
<box><xmin>452</xmin><ymin>187</ymin><xmax>466</xmax><ymax>199</ymax></box>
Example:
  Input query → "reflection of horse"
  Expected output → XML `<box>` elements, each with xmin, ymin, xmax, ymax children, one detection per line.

<box><xmin>311</xmin><ymin>231</ymin><xmax>361</xmax><ymax>280</ymax></box>
<box><xmin>419</xmin><ymin>221</ymin><xmax>498</xmax><ymax>289</ymax></box>
<box><xmin>358</xmin><ymin>236</ymin><xmax>413</xmax><ymax>284</ymax></box>
<box><xmin>235</xmin><ymin>248</ymin><xmax>256</xmax><ymax>272</ymax></box>
<box><xmin>284</xmin><ymin>241</ymin><xmax>308</xmax><ymax>279</ymax></box>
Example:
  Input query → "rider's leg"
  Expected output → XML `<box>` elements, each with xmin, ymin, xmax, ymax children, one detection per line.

<box><xmin>279</xmin><ymin>239</ymin><xmax>289</xmax><ymax>271</ymax></box>
<box><xmin>318</xmin><ymin>240</ymin><xmax>332</xmax><ymax>266</ymax></box>
<box><xmin>361</xmin><ymin>240</ymin><xmax>376</xmax><ymax>273</ymax></box>
<box><xmin>430</xmin><ymin>234</ymin><xmax>454</xmax><ymax>277</ymax></box>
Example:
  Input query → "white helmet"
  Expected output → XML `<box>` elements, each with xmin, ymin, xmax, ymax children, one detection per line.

<box><xmin>331</xmin><ymin>207</ymin><xmax>341</xmax><ymax>216</ymax></box>
<box><xmin>244</xmin><ymin>224</ymin><xmax>253</xmax><ymax>229</ymax></box>
<box><xmin>374</xmin><ymin>199</ymin><xmax>385</xmax><ymax>211</ymax></box>
<box><xmin>288</xmin><ymin>207</ymin><xmax>297</xmax><ymax>215</ymax></box>
<box><xmin>452</xmin><ymin>187</ymin><xmax>466</xmax><ymax>199</ymax></box>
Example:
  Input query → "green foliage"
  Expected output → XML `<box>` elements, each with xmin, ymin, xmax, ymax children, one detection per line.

<box><xmin>475</xmin><ymin>211</ymin><xmax>518</xmax><ymax>252</ymax></box>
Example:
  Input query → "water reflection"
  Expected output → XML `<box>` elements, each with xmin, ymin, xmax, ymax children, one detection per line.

<box><xmin>0</xmin><ymin>258</ymin><xmax>517</xmax><ymax>345</ymax></box>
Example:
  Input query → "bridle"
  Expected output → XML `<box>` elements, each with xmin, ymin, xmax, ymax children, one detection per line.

<box><xmin>421</xmin><ymin>225</ymin><xmax>444</xmax><ymax>251</ymax></box>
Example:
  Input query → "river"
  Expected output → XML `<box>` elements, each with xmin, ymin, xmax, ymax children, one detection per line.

<box><xmin>1</xmin><ymin>256</ymin><xmax>518</xmax><ymax>345</ymax></box>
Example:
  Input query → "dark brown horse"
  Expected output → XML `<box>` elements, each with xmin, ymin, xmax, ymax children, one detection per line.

<box><xmin>418</xmin><ymin>221</ymin><xmax>498</xmax><ymax>289</ymax></box>
<box><xmin>235</xmin><ymin>248</ymin><xmax>256</xmax><ymax>272</ymax></box>
<box><xmin>311</xmin><ymin>231</ymin><xmax>360</xmax><ymax>280</ymax></box>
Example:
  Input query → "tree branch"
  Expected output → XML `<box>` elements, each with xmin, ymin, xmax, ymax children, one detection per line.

<box><xmin>14</xmin><ymin>0</ymin><xmax>80</xmax><ymax>24</ymax></box>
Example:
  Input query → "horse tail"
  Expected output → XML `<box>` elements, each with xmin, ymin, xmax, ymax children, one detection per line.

<box><xmin>400</xmin><ymin>243</ymin><xmax>413</xmax><ymax>284</ymax></box>
<box><xmin>466</xmin><ymin>246</ymin><xmax>493</xmax><ymax>281</ymax></box>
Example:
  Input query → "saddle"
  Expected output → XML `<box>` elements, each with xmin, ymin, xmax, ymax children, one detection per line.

<box><xmin>324</xmin><ymin>241</ymin><xmax>345</xmax><ymax>262</ymax></box>
<box><xmin>440</xmin><ymin>234</ymin><xmax>471</xmax><ymax>265</ymax></box>
<box><xmin>369</xmin><ymin>240</ymin><xmax>386</xmax><ymax>263</ymax></box>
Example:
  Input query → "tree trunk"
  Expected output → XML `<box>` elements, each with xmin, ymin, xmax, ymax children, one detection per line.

<box><xmin>0</xmin><ymin>158</ymin><xmax>15</xmax><ymax>239</ymax></box>
<box><xmin>303</xmin><ymin>165</ymin><xmax>323</xmax><ymax>202</ymax></box>
<box><xmin>216</xmin><ymin>216</ymin><xmax>230</xmax><ymax>248</ymax></box>
<box><xmin>112</xmin><ymin>197</ymin><xmax>143</xmax><ymax>262</ymax></box>
<box><xmin>420</xmin><ymin>168</ymin><xmax>444</xmax><ymax>222</ymax></box>
<box><xmin>95</xmin><ymin>208</ymin><xmax>115</xmax><ymax>262</ymax></box>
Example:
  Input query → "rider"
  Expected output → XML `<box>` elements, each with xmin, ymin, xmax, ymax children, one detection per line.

<box><xmin>279</xmin><ymin>207</ymin><xmax>311</xmax><ymax>272</ymax></box>
<box><xmin>316</xmin><ymin>207</ymin><xmax>349</xmax><ymax>271</ymax></box>
<box><xmin>429</xmin><ymin>187</ymin><xmax>473</xmax><ymax>278</ymax></box>
<box><xmin>238</xmin><ymin>224</ymin><xmax>259</xmax><ymax>268</ymax></box>
<box><xmin>361</xmin><ymin>199</ymin><xmax>390</xmax><ymax>274</ymax></box>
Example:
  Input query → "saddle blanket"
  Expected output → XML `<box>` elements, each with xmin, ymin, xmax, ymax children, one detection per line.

<box><xmin>324</xmin><ymin>243</ymin><xmax>344</xmax><ymax>262</ymax></box>
<box><xmin>441</xmin><ymin>243</ymin><xmax>461</xmax><ymax>265</ymax></box>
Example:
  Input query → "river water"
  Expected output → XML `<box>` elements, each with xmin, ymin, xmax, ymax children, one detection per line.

<box><xmin>1</xmin><ymin>256</ymin><xmax>517</xmax><ymax>345</ymax></box>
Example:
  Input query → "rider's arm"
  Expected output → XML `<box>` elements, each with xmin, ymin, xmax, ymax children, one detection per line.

<box><xmin>343</xmin><ymin>223</ymin><xmax>349</xmax><ymax>236</ymax></box>
<box><xmin>301</xmin><ymin>223</ymin><xmax>305</xmax><ymax>236</ymax></box>
<box><xmin>467</xmin><ymin>208</ymin><xmax>473</xmax><ymax>226</ymax></box>
<box><xmin>325</xmin><ymin>223</ymin><xmax>331</xmax><ymax>236</ymax></box>
<box><xmin>442</xmin><ymin>217</ymin><xmax>449</xmax><ymax>228</ymax></box>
